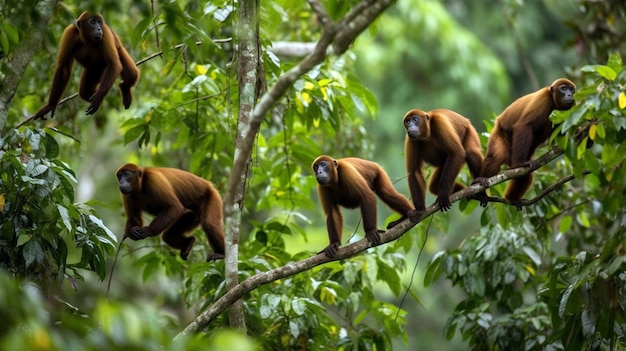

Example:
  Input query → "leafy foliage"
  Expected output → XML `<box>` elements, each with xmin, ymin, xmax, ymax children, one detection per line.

<box><xmin>2</xmin><ymin>0</ymin><xmax>626</xmax><ymax>350</ymax></box>
<box><xmin>0</xmin><ymin>128</ymin><xmax>116</xmax><ymax>285</ymax></box>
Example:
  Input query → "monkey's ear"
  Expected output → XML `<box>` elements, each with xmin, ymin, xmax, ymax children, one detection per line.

<box><xmin>137</xmin><ymin>170</ymin><xmax>143</xmax><ymax>177</ymax></box>
<box><xmin>424</xmin><ymin>114</ymin><xmax>430</xmax><ymax>121</ymax></box>
<box><xmin>550</xmin><ymin>86</ymin><xmax>554</xmax><ymax>94</ymax></box>
<box><xmin>333</xmin><ymin>159</ymin><xmax>338</xmax><ymax>166</ymax></box>
<box><xmin>75</xmin><ymin>20</ymin><xmax>81</xmax><ymax>28</ymax></box>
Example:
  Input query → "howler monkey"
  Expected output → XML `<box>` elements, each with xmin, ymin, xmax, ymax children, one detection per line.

<box><xmin>33</xmin><ymin>11</ymin><xmax>139</xmax><ymax>119</ymax></box>
<box><xmin>116</xmin><ymin>164</ymin><xmax>225</xmax><ymax>261</ymax></box>
<box><xmin>312</xmin><ymin>156</ymin><xmax>415</xmax><ymax>258</ymax></box>
<box><xmin>473</xmin><ymin>78</ymin><xmax>576</xmax><ymax>210</ymax></box>
<box><xmin>393</xmin><ymin>109</ymin><xmax>483</xmax><ymax>221</ymax></box>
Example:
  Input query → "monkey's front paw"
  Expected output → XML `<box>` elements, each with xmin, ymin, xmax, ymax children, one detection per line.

<box><xmin>365</xmin><ymin>229</ymin><xmax>383</xmax><ymax>246</ymax></box>
<box><xmin>472</xmin><ymin>192</ymin><xmax>489</xmax><ymax>207</ymax></box>
<box><xmin>510</xmin><ymin>199</ymin><xmax>524</xmax><ymax>211</ymax></box>
<box><xmin>320</xmin><ymin>242</ymin><xmax>340</xmax><ymax>258</ymax></box>
<box><xmin>128</xmin><ymin>226</ymin><xmax>151</xmax><ymax>240</ymax></box>
<box><xmin>408</xmin><ymin>208</ymin><xmax>424</xmax><ymax>222</ymax></box>
<box><xmin>436</xmin><ymin>196</ymin><xmax>452</xmax><ymax>212</ymax></box>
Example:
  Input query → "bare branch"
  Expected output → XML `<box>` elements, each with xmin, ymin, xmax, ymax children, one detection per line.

<box><xmin>269</xmin><ymin>42</ymin><xmax>317</xmax><ymax>57</ymax></box>
<box><xmin>306</xmin><ymin>0</ymin><xmax>333</xmax><ymax>29</ymax></box>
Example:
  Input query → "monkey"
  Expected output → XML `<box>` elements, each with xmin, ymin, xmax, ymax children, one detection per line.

<box><xmin>116</xmin><ymin>163</ymin><xmax>224</xmax><ymax>261</ymax></box>
<box><xmin>388</xmin><ymin>109</ymin><xmax>483</xmax><ymax>225</ymax></box>
<box><xmin>473</xmin><ymin>78</ymin><xmax>576</xmax><ymax>210</ymax></box>
<box><xmin>33</xmin><ymin>11</ymin><xmax>139</xmax><ymax>119</ymax></box>
<box><xmin>312</xmin><ymin>156</ymin><xmax>415</xmax><ymax>258</ymax></box>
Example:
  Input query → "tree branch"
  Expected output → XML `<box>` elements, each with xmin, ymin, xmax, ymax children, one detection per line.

<box><xmin>306</xmin><ymin>0</ymin><xmax>333</xmax><ymax>29</ymax></box>
<box><xmin>176</xmin><ymin>146</ymin><xmax>583</xmax><ymax>336</ymax></box>
<box><xmin>269</xmin><ymin>42</ymin><xmax>317</xmax><ymax>58</ymax></box>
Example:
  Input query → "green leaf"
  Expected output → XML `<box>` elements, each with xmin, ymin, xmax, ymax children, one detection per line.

<box><xmin>577</xmin><ymin>213</ymin><xmax>590</xmax><ymax>228</ymax></box>
<box><xmin>595</xmin><ymin>66</ymin><xmax>617</xmax><ymax>81</ymax></box>
<box><xmin>606</xmin><ymin>52</ymin><xmax>623</xmax><ymax>74</ymax></box>
<box><xmin>522</xmin><ymin>246</ymin><xmax>541</xmax><ymax>266</ymax></box>
<box><xmin>559</xmin><ymin>215</ymin><xmax>573</xmax><ymax>234</ymax></box>
<box><xmin>57</xmin><ymin>205</ymin><xmax>72</xmax><ymax>232</ymax></box>
<box><xmin>124</xmin><ymin>125</ymin><xmax>147</xmax><ymax>145</ymax></box>
<box><xmin>581</xmin><ymin>309</ymin><xmax>595</xmax><ymax>337</ymax></box>
<box><xmin>2</xmin><ymin>22</ymin><xmax>19</xmax><ymax>45</ymax></box>
<box><xmin>559</xmin><ymin>285</ymin><xmax>574</xmax><ymax>317</ymax></box>
<box><xmin>424</xmin><ymin>252</ymin><xmax>444</xmax><ymax>287</ymax></box>
<box><xmin>291</xmin><ymin>298</ymin><xmax>306</xmax><ymax>316</ymax></box>
<box><xmin>16</xmin><ymin>234</ymin><xmax>31</xmax><ymax>247</ymax></box>
<box><xmin>23</xmin><ymin>239</ymin><xmax>44</xmax><ymax>267</ymax></box>
<box><xmin>0</xmin><ymin>31</ymin><xmax>8</xmax><ymax>54</ymax></box>
<box><xmin>43</xmin><ymin>132</ymin><xmax>60</xmax><ymax>158</ymax></box>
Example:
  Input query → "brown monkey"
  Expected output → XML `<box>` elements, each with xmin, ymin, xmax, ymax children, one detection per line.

<box><xmin>33</xmin><ymin>11</ymin><xmax>139</xmax><ymax>119</ymax></box>
<box><xmin>391</xmin><ymin>109</ymin><xmax>482</xmax><ymax>223</ymax></box>
<box><xmin>473</xmin><ymin>78</ymin><xmax>576</xmax><ymax>209</ymax></box>
<box><xmin>312</xmin><ymin>156</ymin><xmax>415</xmax><ymax>258</ymax></box>
<box><xmin>116</xmin><ymin>164</ymin><xmax>224</xmax><ymax>261</ymax></box>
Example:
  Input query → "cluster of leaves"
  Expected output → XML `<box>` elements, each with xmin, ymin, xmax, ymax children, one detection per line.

<box><xmin>426</xmin><ymin>53</ymin><xmax>626</xmax><ymax>350</ymax></box>
<box><xmin>0</xmin><ymin>269</ymin><xmax>258</xmax><ymax>351</ymax></box>
<box><xmin>0</xmin><ymin>128</ymin><xmax>116</xmax><ymax>286</ymax></box>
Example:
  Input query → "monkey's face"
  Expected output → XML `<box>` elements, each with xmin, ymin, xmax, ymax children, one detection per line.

<box><xmin>404</xmin><ymin>114</ymin><xmax>426</xmax><ymax>140</ymax></box>
<box><xmin>87</xmin><ymin>17</ymin><xmax>103</xmax><ymax>41</ymax></box>
<box><xmin>313</xmin><ymin>160</ymin><xmax>333</xmax><ymax>185</ymax></box>
<box><xmin>117</xmin><ymin>170</ymin><xmax>141</xmax><ymax>194</ymax></box>
<box><xmin>556</xmin><ymin>83</ymin><xmax>576</xmax><ymax>109</ymax></box>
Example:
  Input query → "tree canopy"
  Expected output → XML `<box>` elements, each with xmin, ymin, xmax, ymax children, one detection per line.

<box><xmin>1</xmin><ymin>0</ymin><xmax>625</xmax><ymax>350</ymax></box>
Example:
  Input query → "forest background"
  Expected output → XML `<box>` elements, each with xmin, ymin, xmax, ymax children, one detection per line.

<box><xmin>1</xmin><ymin>0</ymin><xmax>626</xmax><ymax>350</ymax></box>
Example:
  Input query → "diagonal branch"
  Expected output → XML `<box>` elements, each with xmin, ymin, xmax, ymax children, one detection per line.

<box><xmin>176</xmin><ymin>146</ymin><xmax>586</xmax><ymax>336</ymax></box>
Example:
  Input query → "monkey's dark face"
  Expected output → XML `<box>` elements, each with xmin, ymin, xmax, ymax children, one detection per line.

<box><xmin>117</xmin><ymin>170</ymin><xmax>141</xmax><ymax>194</ymax></box>
<box><xmin>550</xmin><ymin>79</ymin><xmax>576</xmax><ymax>111</ymax></box>
<box><xmin>404</xmin><ymin>114</ymin><xmax>425</xmax><ymax>140</ymax></box>
<box><xmin>557</xmin><ymin>83</ymin><xmax>575</xmax><ymax>109</ymax></box>
<box><xmin>86</xmin><ymin>17</ymin><xmax>103</xmax><ymax>41</ymax></box>
<box><xmin>313</xmin><ymin>160</ymin><xmax>332</xmax><ymax>185</ymax></box>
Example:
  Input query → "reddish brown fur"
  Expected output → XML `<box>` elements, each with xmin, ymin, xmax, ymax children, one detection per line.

<box><xmin>34</xmin><ymin>11</ymin><xmax>139</xmax><ymax>119</ymax></box>
<box><xmin>116</xmin><ymin>163</ymin><xmax>224</xmax><ymax>261</ymax></box>
<box><xmin>312</xmin><ymin>156</ymin><xmax>414</xmax><ymax>258</ymax></box>
<box><xmin>401</xmin><ymin>109</ymin><xmax>483</xmax><ymax>216</ymax></box>
<box><xmin>474</xmin><ymin>78</ymin><xmax>576</xmax><ymax>209</ymax></box>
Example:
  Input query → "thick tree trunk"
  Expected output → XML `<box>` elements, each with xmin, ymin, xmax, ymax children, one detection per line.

<box><xmin>223</xmin><ymin>0</ymin><xmax>264</xmax><ymax>331</ymax></box>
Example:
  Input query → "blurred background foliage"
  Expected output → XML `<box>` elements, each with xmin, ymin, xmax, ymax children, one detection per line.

<box><xmin>1</xmin><ymin>0</ymin><xmax>626</xmax><ymax>350</ymax></box>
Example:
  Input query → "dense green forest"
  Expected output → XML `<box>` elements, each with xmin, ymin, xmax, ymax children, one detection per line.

<box><xmin>1</xmin><ymin>0</ymin><xmax>625</xmax><ymax>350</ymax></box>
